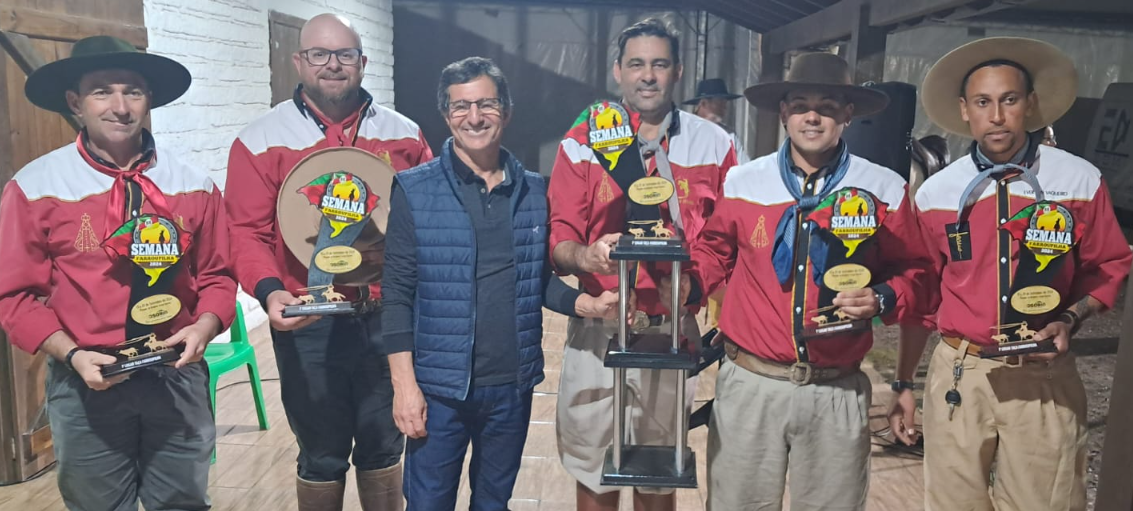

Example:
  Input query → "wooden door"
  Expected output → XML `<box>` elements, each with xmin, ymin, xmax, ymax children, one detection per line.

<box><xmin>0</xmin><ymin>0</ymin><xmax>147</xmax><ymax>484</ymax></box>
<box><xmin>269</xmin><ymin>11</ymin><xmax>305</xmax><ymax>107</ymax></box>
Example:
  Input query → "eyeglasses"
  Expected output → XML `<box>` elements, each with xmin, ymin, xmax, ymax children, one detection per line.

<box><xmin>299</xmin><ymin>48</ymin><xmax>363</xmax><ymax>66</ymax></box>
<box><xmin>448</xmin><ymin>98</ymin><xmax>503</xmax><ymax>117</ymax></box>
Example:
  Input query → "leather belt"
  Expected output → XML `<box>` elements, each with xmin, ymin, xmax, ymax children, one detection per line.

<box><xmin>631</xmin><ymin>312</ymin><xmax>672</xmax><ymax>333</ymax></box>
<box><xmin>724</xmin><ymin>340</ymin><xmax>859</xmax><ymax>385</ymax></box>
<box><xmin>942</xmin><ymin>336</ymin><xmax>1021</xmax><ymax>365</ymax></box>
<box><xmin>353</xmin><ymin>299</ymin><xmax>381</xmax><ymax>316</ymax></box>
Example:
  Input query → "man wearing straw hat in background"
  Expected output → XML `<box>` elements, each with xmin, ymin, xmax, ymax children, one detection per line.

<box><xmin>889</xmin><ymin>37</ymin><xmax>1131</xmax><ymax>510</ymax></box>
<box><xmin>683</xmin><ymin>52</ymin><xmax>933</xmax><ymax>510</ymax></box>
<box><xmin>0</xmin><ymin>36</ymin><xmax>236</xmax><ymax>510</ymax></box>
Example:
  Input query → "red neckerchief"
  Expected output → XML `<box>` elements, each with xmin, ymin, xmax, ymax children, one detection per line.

<box><xmin>76</xmin><ymin>131</ymin><xmax>172</xmax><ymax>254</ymax></box>
<box><xmin>298</xmin><ymin>89</ymin><xmax>370</xmax><ymax>147</ymax></box>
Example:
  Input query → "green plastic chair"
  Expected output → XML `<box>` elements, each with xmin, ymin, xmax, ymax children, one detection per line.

<box><xmin>205</xmin><ymin>305</ymin><xmax>269</xmax><ymax>463</ymax></box>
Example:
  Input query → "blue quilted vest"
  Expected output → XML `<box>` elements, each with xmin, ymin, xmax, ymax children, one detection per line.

<box><xmin>394</xmin><ymin>138</ymin><xmax>547</xmax><ymax>400</ymax></box>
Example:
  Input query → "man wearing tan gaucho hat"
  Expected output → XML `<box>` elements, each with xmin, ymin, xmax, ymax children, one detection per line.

<box><xmin>890</xmin><ymin>37</ymin><xmax>1131</xmax><ymax>510</ymax></box>
<box><xmin>683</xmin><ymin>52</ymin><xmax>933</xmax><ymax>510</ymax></box>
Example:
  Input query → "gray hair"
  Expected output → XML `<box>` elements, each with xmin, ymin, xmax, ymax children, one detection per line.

<box><xmin>436</xmin><ymin>57</ymin><xmax>513</xmax><ymax>116</ymax></box>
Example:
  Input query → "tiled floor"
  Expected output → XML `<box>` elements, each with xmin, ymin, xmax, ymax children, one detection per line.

<box><xmin>0</xmin><ymin>307</ymin><xmax>925</xmax><ymax>510</ymax></box>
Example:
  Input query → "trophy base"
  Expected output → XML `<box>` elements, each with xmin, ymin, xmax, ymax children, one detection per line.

<box><xmin>282</xmin><ymin>302</ymin><xmax>356</xmax><ymax>318</ymax></box>
<box><xmin>979</xmin><ymin>338</ymin><xmax>1057</xmax><ymax>358</ymax></box>
<box><xmin>605</xmin><ymin>334</ymin><xmax>697</xmax><ymax>370</ymax></box>
<box><xmin>93</xmin><ymin>345</ymin><xmax>184</xmax><ymax>377</ymax></box>
<box><xmin>801</xmin><ymin>318</ymin><xmax>871</xmax><ymax>339</ymax></box>
<box><xmin>611</xmin><ymin>235</ymin><xmax>689</xmax><ymax>262</ymax></box>
<box><xmin>601</xmin><ymin>445</ymin><xmax>697</xmax><ymax>488</ymax></box>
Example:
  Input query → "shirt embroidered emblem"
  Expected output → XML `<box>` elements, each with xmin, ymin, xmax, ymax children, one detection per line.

<box><xmin>377</xmin><ymin>150</ymin><xmax>393</xmax><ymax>166</ymax></box>
<box><xmin>74</xmin><ymin>213</ymin><xmax>100</xmax><ymax>253</ymax></box>
<box><xmin>598</xmin><ymin>174</ymin><xmax>615</xmax><ymax>204</ymax></box>
<box><xmin>750</xmin><ymin>215</ymin><xmax>769</xmax><ymax>248</ymax></box>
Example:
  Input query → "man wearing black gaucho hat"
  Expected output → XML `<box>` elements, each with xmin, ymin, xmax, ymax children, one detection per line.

<box><xmin>0</xmin><ymin>36</ymin><xmax>236</xmax><ymax>510</ymax></box>
<box><xmin>684</xmin><ymin>78</ymin><xmax>749</xmax><ymax>164</ymax></box>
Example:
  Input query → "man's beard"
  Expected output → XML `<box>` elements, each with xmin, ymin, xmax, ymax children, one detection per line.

<box><xmin>304</xmin><ymin>80</ymin><xmax>359</xmax><ymax>106</ymax></box>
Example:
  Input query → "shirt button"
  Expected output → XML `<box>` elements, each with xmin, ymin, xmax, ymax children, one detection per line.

<box><xmin>1002</xmin><ymin>296</ymin><xmax>1008</xmax><ymax>303</ymax></box>
<box><xmin>480</xmin><ymin>188</ymin><xmax>486</xmax><ymax>194</ymax></box>
<box><xmin>803</xmin><ymin>223</ymin><xmax>810</xmax><ymax>230</ymax></box>
<box><xmin>1000</xmin><ymin>218</ymin><xmax>1007</xmax><ymax>224</ymax></box>
<box><xmin>806</xmin><ymin>184</ymin><xmax>813</xmax><ymax>190</ymax></box>
<box><xmin>797</xmin><ymin>264</ymin><xmax>804</xmax><ymax>272</ymax></box>
<box><xmin>1001</xmin><ymin>257</ymin><xmax>1007</xmax><ymax>264</ymax></box>
<box><xmin>795</xmin><ymin>307</ymin><xmax>802</xmax><ymax>313</ymax></box>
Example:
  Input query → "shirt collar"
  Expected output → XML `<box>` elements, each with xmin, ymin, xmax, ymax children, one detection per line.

<box><xmin>789</xmin><ymin>139</ymin><xmax>846</xmax><ymax>180</ymax></box>
<box><xmin>293</xmin><ymin>84</ymin><xmax>374</xmax><ymax>132</ymax></box>
<box><xmin>79</xmin><ymin>128</ymin><xmax>156</xmax><ymax>172</ymax></box>
<box><xmin>451</xmin><ymin>148</ymin><xmax>513</xmax><ymax>189</ymax></box>
<box><xmin>969</xmin><ymin>130</ymin><xmax>1040</xmax><ymax>172</ymax></box>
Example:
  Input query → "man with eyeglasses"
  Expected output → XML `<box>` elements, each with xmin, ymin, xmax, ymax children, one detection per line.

<box><xmin>225</xmin><ymin>13</ymin><xmax>432</xmax><ymax>511</ymax></box>
<box><xmin>381</xmin><ymin>56</ymin><xmax>618</xmax><ymax>510</ymax></box>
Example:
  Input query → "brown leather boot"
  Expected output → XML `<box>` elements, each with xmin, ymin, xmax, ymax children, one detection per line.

<box><xmin>356</xmin><ymin>463</ymin><xmax>404</xmax><ymax>511</ymax></box>
<box><xmin>296</xmin><ymin>477</ymin><xmax>346</xmax><ymax>511</ymax></box>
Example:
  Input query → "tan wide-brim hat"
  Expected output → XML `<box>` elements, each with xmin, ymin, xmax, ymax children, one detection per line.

<box><xmin>922</xmin><ymin>37</ymin><xmax>1078</xmax><ymax>136</ymax></box>
<box><xmin>744</xmin><ymin>52</ymin><xmax>889</xmax><ymax>117</ymax></box>
<box><xmin>277</xmin><ymin>147</ymin><xmax>396</xmax><ymax>286</ymax></box>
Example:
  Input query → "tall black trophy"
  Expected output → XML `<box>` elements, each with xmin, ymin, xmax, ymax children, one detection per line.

<box><xmin>97</xmin><ymin>214</ymin><xmax>189</xmax><ymax>375</ymax></box>
<box><xmin>803</xmin><ymin>187</ymin><xmax>889</xmax><ymax>339</ymax></box>
<box><xmin>981</xmin><ymin>200</ymin><xmax>1078</xmax><ymax>357</ymax></box>
<box><xmin>580</xmin><ymin>101</ymin><xmax>697</xmax><ymax>488</ymax></box>
<box><xmin>277</xmin><ymin>147</ymin><xmax>394</xmax><ymax>318</ymax></box>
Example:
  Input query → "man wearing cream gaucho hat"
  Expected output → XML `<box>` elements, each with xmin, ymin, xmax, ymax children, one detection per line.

<box><xmin>890</xmin><ymin>37</ymin><xmax>1131</xmax><ymax>510</ymax></box>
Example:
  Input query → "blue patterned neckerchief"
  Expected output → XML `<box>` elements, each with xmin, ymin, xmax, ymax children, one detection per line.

<box><xmin>771</xmin><ymin>139</ymin><xmax>851</xmax><ymax>285</ymax></box>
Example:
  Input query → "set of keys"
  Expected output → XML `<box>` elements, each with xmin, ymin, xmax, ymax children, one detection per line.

<box><xmin>946</xmin><ymin>359</ymin><xmax>963</xmax><ymax>420</ymax></box>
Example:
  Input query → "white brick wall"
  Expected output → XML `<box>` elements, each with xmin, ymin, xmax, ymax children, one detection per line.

<box><xmin>141</xmin><ymin>0</ymin><xmax>395</xmax><ymax>332</ymax></box>
<box><xmin>143</xmin><ymin>0</ymin><xmax>395</xmax><ymax>191</ymax></box>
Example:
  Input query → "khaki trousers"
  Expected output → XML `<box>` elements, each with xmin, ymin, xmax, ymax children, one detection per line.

<box><xmin>707</xmin><ymin>359</ymin><xmax>872</xmax><ymax>511</ymax></box>
<box><xmin>923</xmin><ymin>341</ymin><xmax>1088</xmax><ymax>511</ymax></box>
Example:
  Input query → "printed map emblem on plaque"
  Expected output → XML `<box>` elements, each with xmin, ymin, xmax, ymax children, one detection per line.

<box><xmin>586</xmin><ymin>102</ymin><xmax>635</xmax><ymax>170</ymax></box>
<box><xmin>803</xmin><ymin>188</ymin><xmax>888</xmax><ymax>338</ymax></box>
<box><xmin>983</xmin><ymin>201</ymin><xmax>1082</xmax><ymax>357</ymax></box>
<box><xmin>101</xmin><ymin>214</ymin><xmax>192</xmax><ymax>374</ymax></box>
<box><xmin>278</xmin><ymin>148</ymin><xmax>396</xmax><ymax>317</ymax></box>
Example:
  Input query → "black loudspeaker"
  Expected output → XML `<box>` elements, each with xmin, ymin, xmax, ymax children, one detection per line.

<box><xmin>842</xmin><ymin>82</ymin><xmax>917</xmax><ymax>181</ymax></box>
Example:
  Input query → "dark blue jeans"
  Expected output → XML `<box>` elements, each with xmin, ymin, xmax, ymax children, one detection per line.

<box><xmin>404</xmin><ymin>383</ymin><xmax>533</xmax><ymax>511</ymax></box>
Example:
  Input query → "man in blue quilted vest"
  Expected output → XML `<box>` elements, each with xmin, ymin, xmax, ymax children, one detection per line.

<box><xmin>380</xmin><ymin>57</ymin><xmax>618</xmax><ymax>510</ymax></box>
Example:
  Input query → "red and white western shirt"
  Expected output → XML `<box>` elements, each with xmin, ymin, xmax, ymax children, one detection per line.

<box><xmin>225</xmin><ymin>88</ymin><xmax>433</xmax><ymax>303</ymax></box>
<box><xmin>548</xmin><ymin>108</ymin><xmax>738</xmax><ymax>316</ymax></box>
<box><xmin>914</xmin><ymin>145</ymin><xmax>1131</xmax><ymax>345</ymax></box>
<box><xmin>690</xmin><ymin>151</ymin><xmax>933</xmax><ymax>367</ymax></box>
<box><xmin>0</xmin><ymin>140</ymin><xmax>235</xmax><ymax>353</ymax></box>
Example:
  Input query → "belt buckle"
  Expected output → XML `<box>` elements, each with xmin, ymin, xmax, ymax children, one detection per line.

<box><xmin>788</xmin><ymin>362</ymin><xmax>814</xmax><ymax>385</ymax></box>
<box><xmin>630</xmin><ymin>311</ymin><xmax>651</xmax><ymax>334</ymax></box>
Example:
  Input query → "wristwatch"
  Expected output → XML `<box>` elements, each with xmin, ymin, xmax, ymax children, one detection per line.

<box><xmin>891</xmin><ymin>380</ymin><xmax>915</xmax><ymax>393</ymax></box>
<box><xmin>873</xmin><ymin>289</ymin><xmax>888</xmax><ymax>316</ymax></box>
<box><xmin>64</xmin><ymin>347</ymin><xmax>82</xmax><ymax>372</ymax></box>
